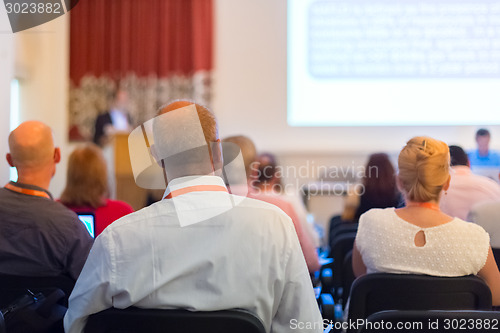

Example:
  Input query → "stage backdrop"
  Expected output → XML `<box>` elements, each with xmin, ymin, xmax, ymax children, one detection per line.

<box><xmin>69</xmin><ymin>0</ymin><xmax>213</xmax><ymax>141</ymax></box>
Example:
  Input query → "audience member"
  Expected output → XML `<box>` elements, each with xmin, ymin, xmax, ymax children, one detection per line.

<box><xmin>64</xmin><ymin>102</ymin><xmax>322</xmax><ymax>333</ymax></box>
<box><xmin>93</xmin><ymin>89</ymin><xmax>132</xmax><ymax>146</ymax></box>
<box><xmin>469</xmin><ymin>201</ymin><xmax>500</xmax><ymax>249</ymax></box>
<box><xmin>222</xmin><ymin>135</ymin><xmax>257</xmax><ymax>181</ymax></box>
<box><xmin>223</xmin><ymin>136</ymin><xmax>321</xmax><ymax>274</ymax></box>
<box><xmin>0</xmin><ymin>121</ymin><xmax>93</xmax><ymax>280</ymax></box>
<box><xmin>253</xmin><ymin>152</ymin><xmax>321</xmax><ymax>248</ymax></box>
<box><xmin>333</xmin><ymin>153</ymin><xmax>401</xmax><ymax>239</ymax></box>
<box><xmin>468</xmin><ymin>128</ymin><xmax>500</xmax><ymax>167</ymax></box>
<box><xmin>352</xmin><ymin>136</ymin><xmax>500</xmax><ymax>305</ymax></box>
<box><xmin>440</xmin><ymin>145</ymin><xmax>500</xmax><ymax>220</ymax></box>
<box><xmin>354</xmin><ymin>153</ymin><xmax>402</xmax><ymax>221</ymax></box>
<box><xmin>59</xmin><ymin>143</ymin><xmax>134</xmax><ymax>237</ymax></box>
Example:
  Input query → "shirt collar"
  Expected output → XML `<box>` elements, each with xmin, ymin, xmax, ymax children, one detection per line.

<box><xmin>4</xmin><ymin>181</ymin><xmax>53</xmax><ymax>200</ymax></box>
<box><xmin>163</xmin><ymin>175</ymin><xmax>228</xmax><ymax>199</ymax></box>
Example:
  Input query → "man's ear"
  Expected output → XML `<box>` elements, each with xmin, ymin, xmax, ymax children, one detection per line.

<box><xmin>443</xmin><ymin>175</ymin><xmax>451</xmax><ymax>191</ymax></box>
<box><xmin>6</xmin><ymin>153</ymin><xmax>14</xmax><ymax>167</ymax></box>
<box><xmin>54</xmin><ymin>147</ymin><xmax>61</xmax><ymax>164</ymax></box>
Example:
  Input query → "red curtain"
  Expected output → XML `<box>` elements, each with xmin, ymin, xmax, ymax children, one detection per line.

<box><xmin>70</xmin><ymin>0</ymin><xmax>213</xmax><ymax>84</ymax></box>
<box><xmin>68</xmin><ymin>0</ymin><xmax>213</xmax><ymax>141</ymax></box>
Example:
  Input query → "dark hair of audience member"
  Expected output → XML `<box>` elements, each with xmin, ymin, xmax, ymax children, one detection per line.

<box><xmin>448</xmin><ymin>145</ymin><xmax>469</xmax><ymax>167</ymax></box>
<box><xmin>253</xmin><ymin>153</ymin><xmax>283</xmax><ymax>192</ymax></box>
<box><xmin>355</xmin><ymin>153</ymin><xmax>400</xmax><ymax>220</ymax></box>
<box><xmin>60</xmin><ymin>143</ymin><xmax>108</xmax><ymax>208</ymax></box>
<box><xmin>476</xmin><ymin>128</ymin><xmax>490</xmax><ymax>138</ymax></box>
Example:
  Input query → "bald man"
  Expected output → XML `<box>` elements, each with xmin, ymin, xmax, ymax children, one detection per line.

<box><xmin>1</xmin><ymin>121</ymin><xmax>93</xmax><ymax>281</ymax></box>
<box><xmin>65</xmin><ymin>102</ymin><xmax>322</xmax><ymax>333</ymax></box>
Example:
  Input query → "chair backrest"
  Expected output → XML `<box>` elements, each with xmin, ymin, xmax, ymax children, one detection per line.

<box><xmin>84</xmin><ymin>307</ymin><xmax>266</xmax><ymax>333</ymax></box>
<box><xmin>0</xmin><ymin>311</ymin><xmax>5</xmax><ymax>333</ymax></box>
<box><xmin>347</xmin><ymin>273</ymin><xmax>492</xmax><ymax>330</ymax></box>
<box><xmin>329</xmin><ymin>222</ymin><xmax>358</xmax><ymax>245</ymax></box>
<box><xmin>328</xmin><ymin>215</ymin><xmax>344</xmax><ymax>238</ymax></box>
<box><xmin>0</xmin><ymin>274</ymin><xmax>75</xmax><ymax>307</ymax></box>
<box><xmin>359</xmin><ymin>310</ymin><xmax>500</xmax><ymax>333</ymax></box>
<box><xmin>330</xmin><ymin>232</ymin><xmax>356</xmax><ymax>288</ymax></box>
<box><xmin>341</xmin><ymin>250</ymin><xmax>355</xmax><ymax>306</ymax></box>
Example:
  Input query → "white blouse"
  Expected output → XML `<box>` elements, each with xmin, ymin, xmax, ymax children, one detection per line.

<box><xmin>356</xmin><ymin>208</ymin><xmax>490</xmax><ymax>276</ymax></box>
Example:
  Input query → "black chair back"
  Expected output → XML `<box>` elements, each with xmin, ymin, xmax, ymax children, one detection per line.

<box><xmin>329</xmin><ymin>222</ymin><xmax>358</xmax><ymax>245</ymax></box>
<box><xmin>0</xmin><ymin>311</ymin><xmax>5</xmax><ymax>333</ymax></box>
<box><xmin>330</xmin><ymin>232</ymin><xmax>356</xmax><ymax>289</ymax></box>
<box><xmin>347</xmin><ymin>273</ymin><xmax>492</xmax><ymax>332</ymax></box>
<box><xmin>341</xmin><ymin>250</ymin><xmax>355</xmax><ymax>306</ymax></box>
<box><xmin>359</xmin><ymin>310</ymin><xmax>500</xmax><ymax>333</ymax></box>
<box><xmin>0</xmin><ymin>274</ymin><xmax>75</xmax><ymax>307</ymax></box>
<box><xmin>84</xmin><ymin>307</ymin><xmax>266</xmax><ymax>333</ymax></box>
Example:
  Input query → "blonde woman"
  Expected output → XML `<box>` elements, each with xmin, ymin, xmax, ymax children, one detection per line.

<box><xmin>60</xmin><ymin>143</ymin><xmax>133</xmax><ymax>237</ymax></box>
<box><xmin>352</xmin><ymin>136</ymin><xmax>500</xmax><ymax>305</ymax></box>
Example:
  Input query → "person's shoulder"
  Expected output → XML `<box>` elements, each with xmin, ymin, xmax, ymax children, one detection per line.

<box><xmin>234</xmin><ymin>194</ymin><xmax>291</xmax><ymax>217</ymax></box>
<box><xmin>489</xmin><ymin>149</ymin><xmax>500</xmax><ymax>157</ymax></box>
<box><xmin>41</xmin><ymin>199</ymin><xmax>80</xmax><ymax>221</ymax></box>
<box><xmin>359</xmin><ymin>207</ymin><xmax>395</xmax><ymax>222</ymax></box>
<box><xmin>357</xmin><ymin>208</ymin><xmax>396</xmax><ymax>232</ymax></box>
<box><xmin>451</xmin><ymin>217</ymin><xmax>489</xmax><ymax>237</ymax></box>
<box><xmin>472</xmin><ymin>172</ymin><xmax>500</xmax><ymax>190</ymax></box>
<box><xmin>99</xmin><ymin>200</ymin><xmax>168</xmax><ymax>233</ymax></box>
<box><xmin>96</xmin><ymin>111</ymin><xmax>111</xmax><ymax>120</ymax></box>
<box><xmin>471</xmin><ymin>199</ymin><xmax>500</xmax><ymax>213</ymax></box>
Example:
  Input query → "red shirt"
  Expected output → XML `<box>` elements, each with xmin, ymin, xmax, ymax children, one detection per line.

<box><xmin>62</xmin><ymin>199</ymin><xmax>134</xmax><ymax>237</ymax></box>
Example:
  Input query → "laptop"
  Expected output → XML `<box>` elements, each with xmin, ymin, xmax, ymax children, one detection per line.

<box><xmin>77</xmin><ymin>212</ymin><xmax>96</xmax><ymax>238</ymax></box>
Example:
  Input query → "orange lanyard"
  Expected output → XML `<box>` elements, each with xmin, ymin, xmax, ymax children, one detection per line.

<box><xmin>407</xmin><ymin>201</ymin><xmax>440</xmax><ymax>211</ymax></box>
<box><xmin>4</xmin><ymin>183</ymin><xmax>51</xmax><ymax>200</ymax></box>
<box><xmin>164</xmin><ymin>185</ymin><xmax>227</xmax><ymax>199</ymax></box>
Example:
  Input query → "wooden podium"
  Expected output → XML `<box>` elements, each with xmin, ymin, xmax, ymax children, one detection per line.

<box><xmin>103</xmin><ymin>133</ymin><xmax>149</xmax><ymax>210</ymax></box>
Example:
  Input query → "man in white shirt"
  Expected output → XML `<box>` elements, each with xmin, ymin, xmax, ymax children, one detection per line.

<box><xmin>64</xmin><ymin>101</ymin><xmax>322</xmax><ymax>333</ymax></box>
<box><xmin>469</xmin><ymin>200</ymin><xmax>500</xmax><ymax>249</ymax></box>
<box><xmin>440</xmin><ymin>145</ymin><xmax>500</xmax><ymax>220</ymax></box>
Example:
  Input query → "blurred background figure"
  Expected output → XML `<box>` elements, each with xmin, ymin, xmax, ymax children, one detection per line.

<box><xmin>223</xmin><ymin>136</ymin><xmax>321</xmax><ymax>274</ymax></box>
<box><xmin>60</xmin><ymin>143</ymin><xmax>134</xmax><ymax>237</ymax></box>
<box><xmin>354</xmin><ymin>153</ymin><xmax>402</xmax><ymax>221</ymax></box>
<box><xmin>440</xmin><ymin>145</ymin><xmax>500</xmax><ymax>220</ymax></box>
<box><xmin>468</xmin><ymin>128</ymin><xmax>500</xmax><ymax>168</ymax></box>
<box><xmin>222</xmin><ymin>135</ymin><xmax>257</xmax><ymax>193</ymax></box>
<box><xmin>253</xmin><ymin>152</ymin><xmax>321</xmax><ymax>248</ymax></box>
<box><xmin>93</xmin><ymin>89</ymin><xmax>132</xmax><ymax>147</ymax></box>
<box><xmin>338</xmin><ymin>153</ymin><xmax>401</xmax><ymax>224</ymax></box>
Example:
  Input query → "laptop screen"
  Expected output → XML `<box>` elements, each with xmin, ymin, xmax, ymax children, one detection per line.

<box><xmin>77</xmin><ymin>213</ymin><xmax>95</xmax><ymax>238</ymax></box>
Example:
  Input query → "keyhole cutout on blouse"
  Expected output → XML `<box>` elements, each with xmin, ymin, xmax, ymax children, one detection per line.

<box><xmin>414</xmin><ymin>230</ymin><xmax>426</xmax><ymax>247</ymax></box>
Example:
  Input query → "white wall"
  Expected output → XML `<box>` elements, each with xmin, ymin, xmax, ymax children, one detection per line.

<box><xmin>0</xmin><ymin>6</ymin><xmax>14</xmax><ymax>186</ymax></box>
<box><xmin>213</xmin><ymin>0</ymin><xmax>500</xmax><ymax>154</ymax></box>
<box><xmin>12</xmin><ymin>15</ymin><xmax>71</xmax><ymax>197</ymax></box>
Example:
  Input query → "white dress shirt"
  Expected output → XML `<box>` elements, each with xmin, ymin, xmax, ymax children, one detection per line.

<box><xmin>440</xmin><ymin>166</ymin><xmax>500</xmax><ymax>220</ymax></box>
<box><xmin>109</xmin><ymin>108</ymin><xmax>130</xmax><ymax>131</ymax></box>
<box><xmin>469</xmin><ymin>200</ymin><xmax>500</xmax><ymax>248</ymax></box>
<box><xmin>64</xmin><ymin>175</ymin><xmax>322</xmax><ymax>333</ymax></box>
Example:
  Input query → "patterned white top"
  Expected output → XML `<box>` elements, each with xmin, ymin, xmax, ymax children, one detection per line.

<box><xmin>356</xmin><ymin>208</ymin><xmax>490</xmax><ymax>276</ymax></box>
